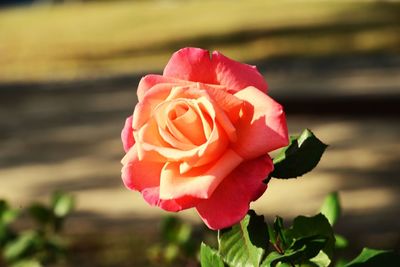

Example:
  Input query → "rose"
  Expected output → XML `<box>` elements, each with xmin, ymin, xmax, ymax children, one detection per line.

<box><xmin>121</xmin><ymin>47</ymin><xmax>288</xmax><ymax>230</ymax></box>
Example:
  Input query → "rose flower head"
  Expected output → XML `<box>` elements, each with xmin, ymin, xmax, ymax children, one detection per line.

<box><xmin>121</xmin><ymin>47</ymin><xmax>288</xmax><ymax>230</ymax></box>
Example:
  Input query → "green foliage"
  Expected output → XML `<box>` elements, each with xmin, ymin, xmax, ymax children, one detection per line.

<box><xmin>3</xmin><ymin>231</ymin><xmax>40</xmax><ymax>263</ymax></box>
<box><xmin>200</xmin><ymin>192</ymin><xmax>399</xmax><ymax>267</ymax></box>
<box><xmin>262</xmin><ymin>235</ymin><xmax>328</xmax><ymax>267</ymax></box>
<box><xmin>218</xmin><ymin>210</ymin><xmax>269</xmax><ymax>267</ymax></box>
<box><xmin>52</xmin><ymin>191</ymin><xmax>74</xmax><ymax>219</ymax></box>
<box><xmin>0</xmin><ymin>200</ymin><xmax>19</xmax><ymax>249</ymax></box>
<box><xmin>334</xmin><ymin>234</ymin><xmax>348</xmax><ymax>250</ymax></box>
<box><xmin>343</xmin><ymin>248</ymin><xmax>399</xmax><ymax>267</ymax></box>
<box><xmin>160</xmin><ymin>216</ymin><xmax>192</xmax><ymax>246</ymax></box>
<box><xmin>202</xmin><ymin>210</ymin><xmax>335</xmax><ymax>267</ymax></box>
<box><xmin>320</xmin><ymin>192</ymin><xmax>341</xmax><ymax>226</ymax></box>
<box><xmin>263</xmin><ymin>214</ymin><xmax>334</xmax><ymax>267</ymax></box>
<box><xmin>10</xmin><ymin>259</ymin><xmax>42</xmax><ymax>267</ymax></box>
<box><xmin>271</xmin><ymin>129</ymin><xmax>327</xmax><ymax>179</ymax></box>
<box><xmin>285</xmin><ymin>214</ymin><xmax>335</xmax><ymax>260</ymax></box>
<box><xmin>310</xmin><ymin>251</ymin><xmax>331</xmax><ymax>267</ymax></box>
<box><xmin>200</xmin><ymin>242</ymin><xmax>224</xmax><ymax>267</ymax></box>
<box><xmin>28</xmin><ymin>192</ymin><xmax>75</xmax><ymax>234</ymax></box>
<box><xmin>0</xmin><ymin>200</ymin><xmax>19</xmax><ymax>225</ymax></box>
<box><xmin>272</xmin><ymin>217</ymin><xmax>288</xmax><ymax>250</ymax></box>
<box><xmin>147</xmin><ymin>215</ymin><xmax>199</xmax><ymax>266</ymax></box>
<box><xmin>0</xmin><ymin>192</ymin><xmax>74</xmax><ymax>267</ymax></box>
<box><xmin>28</xmin><ymin>205</ymin><xmax>53</xmax><ymax>226</ymax></box>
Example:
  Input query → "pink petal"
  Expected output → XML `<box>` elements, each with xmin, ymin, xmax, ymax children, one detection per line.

<box><xmin>196</xmin><ymin>155</ymin><xmax>273</xmax><ymax>230</ymax></box>
<box><xmin>142</xmin><ymin>187</ymin><xmax>201</xmax><ymax>212</ymax></box>
<box><xmin>163</xmin><ymin>47</ymin><xmax>217</xmax><ymax>84</ymax></box>
<box><xmin>121</xmin><ymin>145</ymin><xmax>164</xmax><ymax>191</ymax></box>
<box><xmin>121</xmin><ymin>116</ymin><xmax>135</xmax><ymax>153</ymax></box>
<box><xmin>212</xmin><ymin>51</ymin><xmax>268</xmax><ymax>93</ymax></box>
<box><xmin>233</xmin><ymin>86</ymin><xmax>289</xmax><ymax>159</ymax></box>
<box><xmin>137</xmin><ymin>74</ymin><xmax>191</xmax><ymax>102</ymax></box>
<box><xmin>121</xmin><ymin>146</ymin><xmax>202</xmax><ymax>212</ymax></box>
<box><xmin>159</xmin><ymin>149</ymin><xmax>243</xmax><ymax>199</ymax></box>
<box><xmin>163</xmin><ymin>48</ymin><xmax>267</xmax><ymax>93</ymax></box>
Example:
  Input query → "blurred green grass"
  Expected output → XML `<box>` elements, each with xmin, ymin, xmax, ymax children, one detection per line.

<box><xmin>0</xmin><ymin>0</ymin><xmax>399</xmax><ymax>82</ymax></box>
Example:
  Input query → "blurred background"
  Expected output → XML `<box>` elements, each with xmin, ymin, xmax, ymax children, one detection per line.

<box><xmin>0</xmin><ymin>0</ymin><xmax>399</xmax><ymax>266</ymax></box>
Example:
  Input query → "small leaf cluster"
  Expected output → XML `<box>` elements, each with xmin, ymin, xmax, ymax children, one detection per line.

<box><xmin>147</xmin><ymin>216</ymin><xmax>200</xmax><ymax>266</ymax></box>
<box><xmin>271</xmin><ymin>129</ymin><xmax>327</xmax><ymax>180</ymax></box>
<box><xmin>0</xmin><ymin>192</ymin><xmax>75</xmax><ymax>267</ymax></box>
<box><xmin>200</xmin><ymin>193</ymin><xmax>399</xmax><ymax>267</ymax></box>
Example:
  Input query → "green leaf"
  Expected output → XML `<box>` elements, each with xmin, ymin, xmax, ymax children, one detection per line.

<box><xmin>344</xmin><ymin>248</ymin><xmax>400</xmax><ymax>267</ymax></box>
<box><xmin>0</xmin><ymin>200</ymin><xmax>19</xmax><ymax>225</ymax></box>
<box><xmin>28</xmin><ymin>204</ymin><xmax>53</xmax><ymax>225</ymax></box>
<box><xmin>335</xmin><ymin>258</ymin><xmax>349</xmax><ymax>267</ymax></box>
<box><xmin>261</xmin><ymin>235</ymin><xmax>327</xmax><ymax>267</ymax></box>
<box><xmin>160</xmin><ymin>216</ymin><xmax>192</xmax><ymax>245</ymax></box>
<box><xmin>261</xmin><ymin>252</ymin><xmax>282</xmax><ymax>267</ymax></box>
<box><xmin>276</xmin><ymin>235</ymin><xmax>327</xmax><ymax>266</ymax></box>
<box><xmin>289</xmin><ymin>235</ymin><xmax>327</xmax><ymax>259</ymax></box>
<box><xmin>200</xmin><ymin>243</ymin><xmax>224</xmax><ymax>267</ymax></box>
<box><xmin>334</xmin><ymin>234</ymin><xmax>348</xmax><ymax>249</ymax></box>
<box><xmin>11</xmin><ymin>259</ymin><xmax>43</xmax><ymax>267</ymax></box>
<box><xmin>1</xmin><ymin>209</ymin><xmax>19</xmax><ymax>225</ymax></box>
<box><xmin>3</xmin><ymin>231</ymin><xmax>39</xmax><ymax>262</ymax></box>
<box><xmin>320</xmin><ymin>192</ymin><xmax>341</xmax><ymax>226</ymax></box>
<box><xmin>271</xmin><ymin>129</ymin><xmax>327</xmax><ymax>179</ymax></box>
<box><xmin>310</xmin><ymin>251</ymin><xmax>331</xmax><ymax>267</ymax></box>
<box><xmin>52</xmin><ymin>192</ymin><xmax>74</xmax><ymax>218</ymax></box>
<box><xmin>0</xmin><ymin>224</ymin><xmax>14</xmax><ymax>245</ymax></box>
<box><xmin>163</xmin><ymin>243</ymin><xmax>179</xmax><ymax>263</ymax></box>
<box><xmin>218</xmin><ymin>210</ymin><xmax>269</xmax><ymax>267</ymax></box>
<box><xmin>146</xmin><ymin>244</ymin><xmax>162</xmax><ymax>262</ymax></box>
<box><xmin>285</xmin><ymin>214</ymin><xmax>335</xmax><ymax>260</ymax></box>
<box><xmin>0</xmin><ymin>200</ymin><xmax>9</xmax><ymax>213</ymax></box>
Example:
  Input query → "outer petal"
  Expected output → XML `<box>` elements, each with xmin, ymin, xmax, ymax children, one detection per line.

<box><xmin>142</xmin><ymin>187</ymin><xmax>201</xmax><ymax>212</ymax></box>
<box><xmin>159</xmin><ymin>149</ymin><xmax>243</xmax><ymax>199</ymax></box>
<box><xmin>212</xmin><ymin>51</ymin><xmax>268</xmax><ymax>93</ymax></box>
<box><xmin>121</xmin><ymin>116</ymin><xmax>135</xmax><ymax>153</ymax></box>
<box><xmin>196</xmin><ymin>155</ymin><xmax>273</xmax><ymax>230</ymax></box>
<box><xmin>137</xmin><ymin>74</ymin><xmax>191</xmax><ymax>102</ymax></box>
<box><xmin>121</xmin><ymin>145</ymin><xmax>164</xmax><ymax>191</ymax></box>
<box><xmin>233</xmin><ymin>86</ymin><xmax>289</xmax><ymax>159</ymax></box>
<box><xmin>163</xmin><ymin>47</ymin><xmax>217</xmax><ymax>84</ymax></box>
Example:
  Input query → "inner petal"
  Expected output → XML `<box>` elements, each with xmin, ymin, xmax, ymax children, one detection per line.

<box><xmin>154</xmin><ymin>100</ymin><xmax>194</xmax><ymax>149</ymax></box>
<box><xmin>193</xmin><ymin>101</ymin><xmax>213</xmax><ymax>140</ymax></box>
<box><xmin>169</xmin><ymin>103</ymin><xmax>189</xmax><ymax>119</ymax></box>
<box><xmin>168</xmin><ymin>102</ymin><xmax>207</xmax><ymax>145</ymax></box>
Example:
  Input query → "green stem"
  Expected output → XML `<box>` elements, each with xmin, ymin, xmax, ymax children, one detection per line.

<box><xmin>272</xmin><ymin>241</ymin><xmax>296</xmax><ymax>267</ymax></box>
<box><xmin>272</xmin><ymin>243</ymin><xmax>284</xmax><ymax>254</ymax></box>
